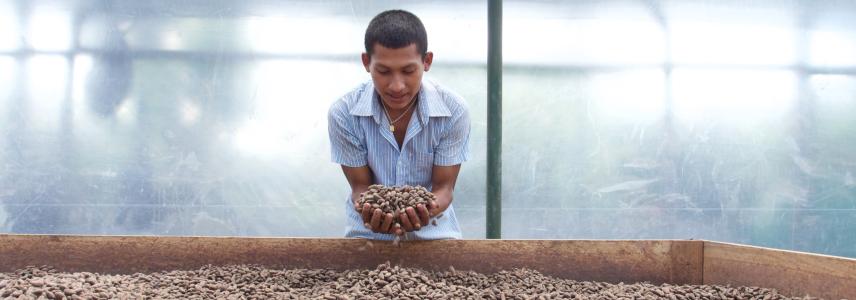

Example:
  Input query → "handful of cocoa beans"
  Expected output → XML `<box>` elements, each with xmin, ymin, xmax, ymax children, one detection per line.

<box><xmin>356</xmin><ymin>184</ymin><xmax>437</xmax><ymax>229</ymax></box>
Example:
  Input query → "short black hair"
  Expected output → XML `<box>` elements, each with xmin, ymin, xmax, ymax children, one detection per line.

<box><xmin>364</xmin><ymin>10</ymin><xmax>428</xmax><ymax>57</ymax></box>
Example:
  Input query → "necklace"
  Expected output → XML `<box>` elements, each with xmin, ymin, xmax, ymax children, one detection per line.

<box><xmin>380</xmin><ymin>97</ymin><xmax>417</xmax><ymax>133</ymax></box>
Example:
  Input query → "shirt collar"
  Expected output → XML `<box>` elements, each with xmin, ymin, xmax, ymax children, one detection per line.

<box><xmin>348</xmin><ymin>83</ymin><xmax>381</xmax><ymax>124</ymax></box>
<box><xmin>349</xmin><ymin>80</ymin><xmax>452</xmax><ymax>125</ymax></box>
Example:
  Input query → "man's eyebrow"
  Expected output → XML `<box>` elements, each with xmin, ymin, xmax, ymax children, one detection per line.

<box><xmin>374</xmin><ymin>62</ymin><xmax>420</xmax><ymax>69</ymax></box>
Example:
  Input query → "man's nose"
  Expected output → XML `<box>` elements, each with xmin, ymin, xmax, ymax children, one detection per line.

<box><xmin>389</xmin><ymin>76</ymin><xmax>405</xmax><ymax>92</ymax></box>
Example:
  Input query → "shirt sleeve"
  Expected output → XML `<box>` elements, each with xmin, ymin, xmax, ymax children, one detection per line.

<box><xmin>328</xmin><ymin>101</ymin><xmax>368</xmax><ymax>167</ymax></box>
<box><xmin>434</xmin><ymin>107</ymin><xmax>471</xmax><ymax>166</ymax></box>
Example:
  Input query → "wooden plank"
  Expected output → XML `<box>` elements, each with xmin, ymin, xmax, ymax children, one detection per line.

<box><xmin>704</xmin><ymin>241</ymin><xmax>856</xmax><ymax>299</ymax></box>
<box><xmin>0</xmin><ymin>235</ymin><xmax>702</xmax><ymax>285</ymax></box>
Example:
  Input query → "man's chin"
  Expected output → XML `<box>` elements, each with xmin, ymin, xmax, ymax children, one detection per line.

<box><xmin>382</xmin><ymin>97</ymin><xmax>412</xmax><ymax>109</ymax></box>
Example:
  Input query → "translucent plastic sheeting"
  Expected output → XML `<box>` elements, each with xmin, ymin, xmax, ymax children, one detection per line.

<box><xmin>0</xmin><ymin>0</ymin><xmax>487</xmax><ymax>238</ymax></box>
<box><xmin>2</xmin><ymin>0</ymin><xmax>856</xmax><ymax>259</ymax></box>
<box><xmin>503</xmin><ymin>0</ymin><xmax>856</xmax><ymax>258</ymax></box>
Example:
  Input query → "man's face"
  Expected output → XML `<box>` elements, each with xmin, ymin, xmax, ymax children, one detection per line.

<box><xmin>362</xmin><ymin>43</ymin><xmax>433</xmax><ymax>111</ymax></box>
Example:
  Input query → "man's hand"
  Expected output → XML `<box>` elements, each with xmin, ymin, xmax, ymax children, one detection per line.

<box><xmin>397</xmin><ymin>204</ymin><xmax>431</xmax><ymax>233</ymax></box>
<box><xmin>344</xmin><ymin>163</ymin><xmax>462</xmax><ymax>235</ymax></box>
<box><xmin>426</xmin><ymin>195</ymin><xmax>448</xmax><ymax>217</ymax></box>
<box><xmin>341</xmin><ymin>165</ymin><xmax>403</xmax><ymax>234</ymax></box>
<box><xmin>357</xmin><ymin>200</ymin><xmax>431</xmax><ymax>234</ymax></box>
<box><xmin>357</xmin><ymin>203</ymin><xmax>403</xmax><ymax>235</ymax></box>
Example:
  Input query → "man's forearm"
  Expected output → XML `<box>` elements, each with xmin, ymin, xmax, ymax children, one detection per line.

<box><xmin>350</xmin><ymin>185</ymin><xmax>370</xmax><ymax>206</ymax></box>
<box><xmin>341</xmin><ymin>165</ymin><xmax>373</xmax><ymax>206</ymax></box>
<box><xmin>429</xmin><ymin>164</ymin><xmax>462</xmax><ymax>216</ymax></box>
<box><xmin>430</xmin><ymin>185</ymin><xmax>453</xmax><ymax>215</ymax></box>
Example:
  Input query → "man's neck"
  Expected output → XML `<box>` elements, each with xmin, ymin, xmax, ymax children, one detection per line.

<box><xmin>382</xmin><ymin>96</ymin><xmax>418</xmax><ymax>118</ymax></box>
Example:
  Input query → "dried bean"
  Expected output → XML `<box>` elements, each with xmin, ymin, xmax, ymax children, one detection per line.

<box><xmin>0</xmin><ymin>263</ymin><xmax>810</xmax><ymax>299</ymax></box>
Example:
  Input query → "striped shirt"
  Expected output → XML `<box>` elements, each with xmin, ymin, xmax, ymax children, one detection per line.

<box><xmin>328</xmin><ymin>79</ymin><xmax>470</xmax><ymax>240</ymax></box>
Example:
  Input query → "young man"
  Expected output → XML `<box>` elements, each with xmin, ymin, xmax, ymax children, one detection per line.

<box><xmin>328</xmin><ymin>10</ymin><xmax>470</xmax><ymax>240</ymax></box>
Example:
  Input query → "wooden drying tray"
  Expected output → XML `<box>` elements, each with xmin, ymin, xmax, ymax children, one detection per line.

<box><xmin>0</xmin><ymin>235</ymin><xmax>853</xmax><ymax>299</ymax></box>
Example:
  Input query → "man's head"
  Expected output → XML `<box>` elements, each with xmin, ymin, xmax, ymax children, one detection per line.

<box><xmin>362</xmin><ymin>10</ymin><xmax>433</xmax><ymax>111</ymax></box>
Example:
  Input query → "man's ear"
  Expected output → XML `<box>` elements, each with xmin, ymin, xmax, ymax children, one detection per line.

<box><xmin>361</xmin><ymin>53</ymin><xmax>371</xmax><ymax>72</ymax></box>
<box><xmin>423</xmin><ymin>51</ymin><xmax>434</xmax><ymax>72</ymax></box>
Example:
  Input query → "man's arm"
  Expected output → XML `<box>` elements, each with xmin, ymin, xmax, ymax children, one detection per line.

<box><xmin>330</xmin><ymin>100</ymin><xmax>397</xmax><ymax>235</ymax></box>
<box><xmin>419</xmin><ymin>96</ymin><xmax>470</xmax><ymax>226</ymax></box>
<box><xmin>398</xmin><ymin>164</ymin><xmax>461</xmax><ymax>232</ymax></box>
<box><xmin>340</xmin><ymin>165</ymin><xmax>372</xmax><ymax>207</ymax></box>
<box><xmin>428</xmin><ymin>164</ymin><xmax>461</xmax><ymax>221</ymax></box>
<box><xmin>340</xmin><ymin>165</ymin><xmax>398</xmax><ymax>235</ymax></box>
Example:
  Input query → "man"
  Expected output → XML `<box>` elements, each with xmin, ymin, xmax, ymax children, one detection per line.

<box><xmin>328</xmin><ymin>10</ymin><xmax>470</xmax><ymax>240</ymax></box>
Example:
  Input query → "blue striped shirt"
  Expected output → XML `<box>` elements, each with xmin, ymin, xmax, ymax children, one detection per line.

<box><xmin>328</xmin><ymin>79</ymin><xmax>470</xmax><ymax>240</ymax></box>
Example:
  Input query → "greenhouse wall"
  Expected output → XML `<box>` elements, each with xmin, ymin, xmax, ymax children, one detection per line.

<box><xmin>0</xmin><ymin>0</ymin><xmax>854</xmax><ymax>258</ymax></box>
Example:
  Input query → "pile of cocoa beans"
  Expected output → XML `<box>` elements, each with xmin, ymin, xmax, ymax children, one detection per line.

<box><xmin>0</xmin><ymin>263</ymin><xmax>810</xmax><ymax>299</ymax></box>
<box><xmin>356</xmin><ymin>184</ymin><xmax>437</xmax><ymax>228</ymax></box>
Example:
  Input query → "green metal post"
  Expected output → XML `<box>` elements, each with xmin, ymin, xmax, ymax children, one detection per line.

<box><xmin>487</xmin><ymin>0</ymin><xmax>502</xmax><ymax>239</ymax></box>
